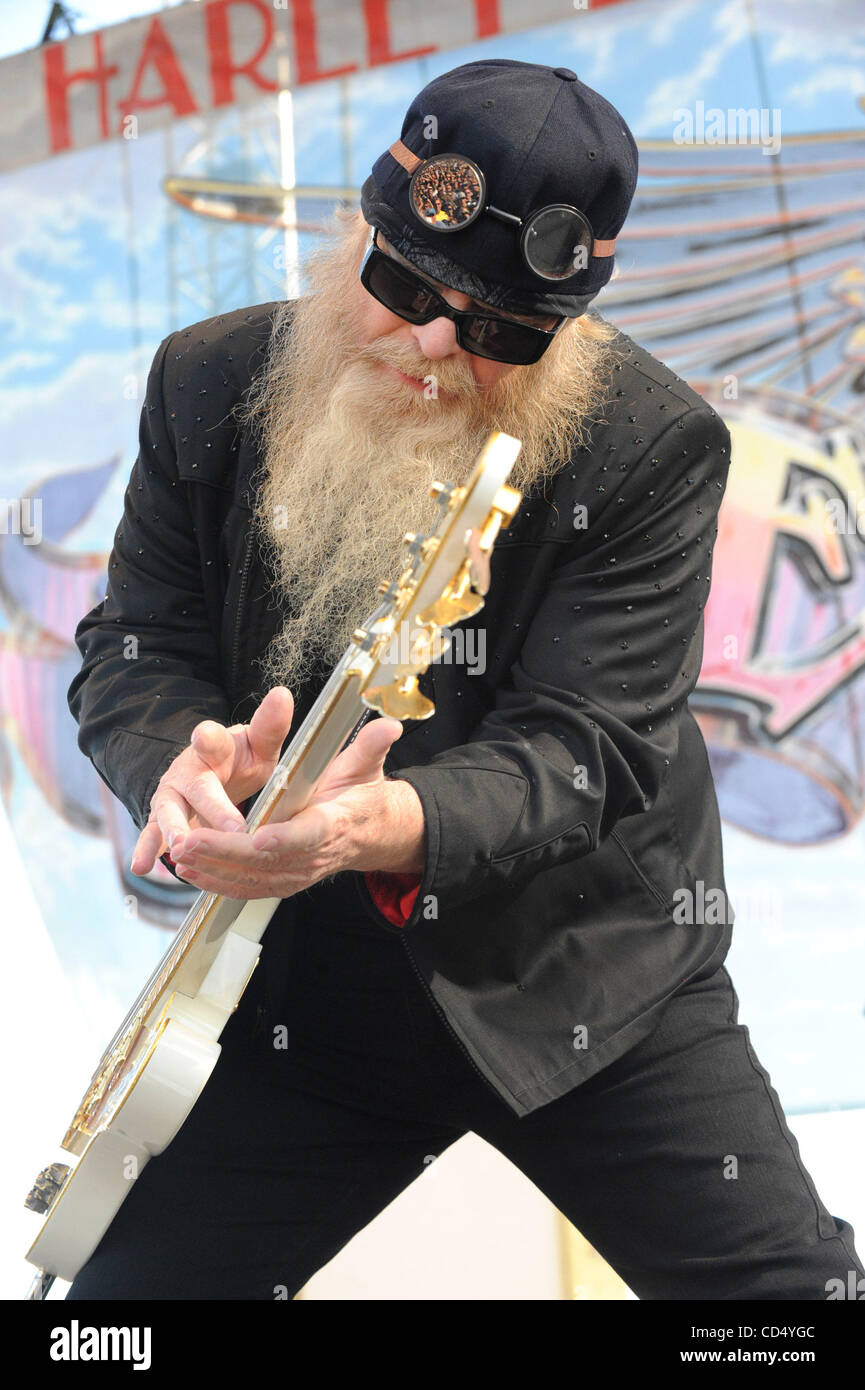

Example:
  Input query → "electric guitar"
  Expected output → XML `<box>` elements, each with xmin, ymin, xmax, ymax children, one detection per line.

<box><xmin>24</xmin><ymin>430</ymin><xmax>522</xmax><ymax>1298</ymax></box>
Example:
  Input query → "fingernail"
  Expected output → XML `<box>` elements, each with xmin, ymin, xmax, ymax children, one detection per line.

<box><xmin>256</xmin><ymin>835</ymin><xmax>279</xmax><ymax>851</ymax></box>
<box><xmin>222</xmin><ymin>816</ymin><xmax>245</xmax><ymax>832</ymax></box>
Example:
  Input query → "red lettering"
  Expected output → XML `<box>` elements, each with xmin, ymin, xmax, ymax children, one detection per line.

<box><xmin>206</xmin><ymin>0</ymin><xmax>278</xmax><ymax>107</ymax></box>
<box><xmin>363</xmin><ymin>1</ymin><xmax>436</xmax><ymax>67</ymax></box>
<box><xmin>43</xmin><ymin>32</ymin><xmax>119</xmax><ymax>153</ymax></box>
<box><xmin>290</xmin><ymin>0</ymin><xmax>357</xmax><ymax>85</ymax></box>
<box><xmin>118</xmin><ymin>16</ymin><xmax>198</xmax><ymax>124</ymax></box>
<box><xmin>473</xmin><ymin>0</ymin><xmax>501</xmax><ymax>39</ymax></box>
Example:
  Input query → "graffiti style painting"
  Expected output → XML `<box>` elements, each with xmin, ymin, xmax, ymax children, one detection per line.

<box><xmin>604</xmin><ymin>131</ymin><xmax>865</xmax><ymax>844</ymax></box>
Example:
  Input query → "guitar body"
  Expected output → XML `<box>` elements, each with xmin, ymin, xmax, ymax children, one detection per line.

<box><xmin>24</xmin><ymin>433</ymin><xmax>522</xmax><ymax>1292</ymax></box>
<box><xmin>27</xmin><ymin>1020</ymin><xmax>221</xmax><ymax>1283</ymax></box>
<box><xmin>25</xmin><ymin>907</ymin><xmax>276</xmax><ymax>1282</ymax></box>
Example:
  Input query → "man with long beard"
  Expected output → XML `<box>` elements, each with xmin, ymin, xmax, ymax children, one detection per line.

<box><xmin>65</xmin><ymin>61</ymin><xmax>863</xmax><ymax>1300</ymax></box>
<box><xmin>241</xmin><ymin>210</ymin><xmax>617</xmax><ymax>707</ymax></box>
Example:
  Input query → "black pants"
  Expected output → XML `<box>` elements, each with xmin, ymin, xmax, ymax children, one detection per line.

<box><xmin>67</xmin><ymin>874</ymin><xmax>863</xmax><ymax>1301</ymax></box>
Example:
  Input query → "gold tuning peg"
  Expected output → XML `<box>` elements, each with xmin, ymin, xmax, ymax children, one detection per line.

<box><xmin>363</xmin><ymin>674</ymin><xmax>435</xmax><ymax>721</ymax></box>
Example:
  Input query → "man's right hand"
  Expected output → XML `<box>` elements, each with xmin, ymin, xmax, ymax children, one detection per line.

<box><xmin>130</xmin><ymin>686</ymin><xmax>294</xmax><ymax>876</ymax></box>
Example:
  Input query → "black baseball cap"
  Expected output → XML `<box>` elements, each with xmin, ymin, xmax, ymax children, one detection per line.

<box><xmin>360</xmin><ymin>58</ymin><xmax>638</xmax><ymax>319</ymax></box>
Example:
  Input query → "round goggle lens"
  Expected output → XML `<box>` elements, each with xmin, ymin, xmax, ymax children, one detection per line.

<box><xmin>409</xmin><ymin>154</ymin><xmax>484</xmax><ymax>231</ymax></box>
<box><xmin>521</xmin><ymin>206</ymin><xmax>594</xmax><ymax>281</ymax></box>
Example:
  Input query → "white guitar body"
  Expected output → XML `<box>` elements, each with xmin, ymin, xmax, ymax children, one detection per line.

<box><xmin>26</xmin><ymin>913</ymin><xmax>269</xmax><ymax>1284</ymax></box>
<box><xmin>24</xmin><ymin>433</ymin><xmax>523</xmax><ymax>1293</ymax></box>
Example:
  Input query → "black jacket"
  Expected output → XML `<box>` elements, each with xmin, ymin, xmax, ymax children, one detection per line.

<box><xmin>68</xmin><ymin>302</ymin><xmax>734</xmax><ymax>1118</ymax></box>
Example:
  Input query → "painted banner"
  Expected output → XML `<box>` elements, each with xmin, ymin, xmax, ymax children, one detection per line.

<box><xmin>0</xmin><ymin>0</ymin><xmax>629</xmax><ymax>172</ymax></box>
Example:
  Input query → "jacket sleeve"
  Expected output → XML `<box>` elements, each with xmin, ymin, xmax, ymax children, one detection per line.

<box><xmin>67</xmin><ymin>333</ymin><xmax>232</xmax><ymax>832</ymax></box>
<box><xmin>390</xmin><ymin>404</ymin><xmax>731</xmax><ymax>926</ymax></box>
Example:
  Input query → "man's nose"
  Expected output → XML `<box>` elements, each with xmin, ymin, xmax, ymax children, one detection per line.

<box><xmin>409</xmin><ymin>285</ymin><xmax>473</xmax><ymax>359</ymax></box>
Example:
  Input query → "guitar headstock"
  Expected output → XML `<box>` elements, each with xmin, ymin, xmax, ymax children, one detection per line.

<box><xmin>349</xmin><ymin>430</ymin><xmax>522</xmax><ymax>720</ymax></box>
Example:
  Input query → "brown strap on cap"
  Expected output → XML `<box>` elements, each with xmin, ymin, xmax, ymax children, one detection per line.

<box><xmin>387</xmin><ymin>138</ymin><xmax>616</xmax><ymax>257</ymax></box>
<box><xmin>389</xmin><ymin>139</ymin><xmax>422</xmax><ymax>173</ymax></box>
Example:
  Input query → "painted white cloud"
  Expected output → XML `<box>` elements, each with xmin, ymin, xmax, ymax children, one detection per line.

<box><xmin>0</xmin><ymin>350</ymin><xmax>140</xmax><ymax>490</ymax></box>
<box><xmin>788</xmin><ymin>65</ymin><xmax>865</xmax><ymax>107</ymax></box>
<box><xmin>636</xmin><ymin>0</ymin><xmax>751</xmax><ymax>137</ymax></box>
<box><xmin>759</xmin><ymin>0</ymin><xmax>865</xmax><ymax>63</ymax></box>
<box><xmin>557</xmin><ymin>0</ymin><xmax>702</xmax><ymax>84</ymax></box>
<box><xmin>0</xmin><ymin>351</ymin><xmax>55</xmax><ymax>384</ymax></box>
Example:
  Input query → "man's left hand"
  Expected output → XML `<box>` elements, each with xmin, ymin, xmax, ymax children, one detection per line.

<box><xmin>149</xmin><ymin>716</ymin><xmax>426</xmax><ymax>898</ymax></box>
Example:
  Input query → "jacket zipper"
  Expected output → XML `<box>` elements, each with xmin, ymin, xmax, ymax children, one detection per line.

<box><xmin>230</xmin><ymin>524</ymin><xmax>254</xmax><ymax>700</ymax></box>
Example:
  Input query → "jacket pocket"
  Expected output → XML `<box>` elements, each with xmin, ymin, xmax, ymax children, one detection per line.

<box><xmin>609</xmin><ymin>828</ymin><xmax>671</xmax><ymax>912</ymax></box>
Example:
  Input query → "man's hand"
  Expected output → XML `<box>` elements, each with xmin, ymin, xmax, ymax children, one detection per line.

<box><xmin>131</xmin><ymin>686</ymin><xmax>295</xmax><ymax>875</ymax></box>
<box><xmin>132</xmin><ymin>689</ymin><xmax>426</xmax><ymax>898</ymax></box>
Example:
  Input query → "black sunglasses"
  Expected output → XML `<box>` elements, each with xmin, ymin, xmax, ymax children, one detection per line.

<box><xmin>359</xmin><ymin>228</ymin><xmax>565</xmax><ymax>365</ymax></box>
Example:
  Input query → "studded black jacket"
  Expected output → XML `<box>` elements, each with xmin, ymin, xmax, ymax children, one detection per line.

<box><xmin>68</xmin><ymin>302</ymin><xmax>734</xmax><ymax>1118</ymax></box>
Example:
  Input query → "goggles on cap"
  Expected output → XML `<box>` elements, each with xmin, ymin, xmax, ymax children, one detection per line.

<box><xmin>389</xmin><ymin>140</ymin><xmax>616</xmax><ymax>283</ymax></box>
